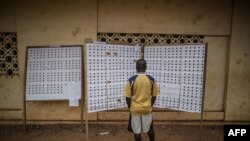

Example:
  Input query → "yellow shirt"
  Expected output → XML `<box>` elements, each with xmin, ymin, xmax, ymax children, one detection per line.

<box><xmin>123</xmin><ymin>74</ymin><xmax>159</xmax><ymax>115</ymax></box>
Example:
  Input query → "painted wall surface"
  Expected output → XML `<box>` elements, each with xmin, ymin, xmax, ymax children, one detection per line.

<box><xmin>0</xmin><ymin>0</ymin><xmax>249</xmax><ymax>122</ymax></box>
<box><xmin>0</xmin><ymin>0</ymin><xmax>22</xmax><ymax>120</ymax></box>
<box><xmin>17</xmin><ymin>0</ymin><xmax>97</xmax><ymax>120</ymax></box>
<box><xmin>97</xmin><ymin>0</ymin><xmax>230</xmax><ymax>120</ymax></box>
<box><xmin>0</xmin><ymin>0</ymin><xmax>98</xmax><ymax>120</ymax></box>
<box><xmin>0</xmin><ymin>0</ymin><xmax>16</xmax><ymax>32</ymax></box>
<box><xmin>203</xmin><ymin>37</ymin><xmax>228</xmax><ymax>111</ymax></box>
<box><xmin>98</xmin><ymin>0</ymin><xmax>232</xmax><ymax>35</ymax></box>
<box><xmin>225</xmin><ymin>0</ymin><xmax>250</xmax><ymax>121</ymax></box>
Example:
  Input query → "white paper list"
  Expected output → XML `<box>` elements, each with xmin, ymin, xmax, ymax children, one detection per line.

<box><xmin>25</xmin><ymin>47</ymin><xmax>82</xmax><ymax>101</ymax></box>
<box><xmin>145</xmin><ymin>44</ymin><xmax>206</xmax><ymax>113</ymax></box>
<box><xmin>86</xmin><ymin>43</ymin><xmax>140</xmax><ymax>113</ymax></box>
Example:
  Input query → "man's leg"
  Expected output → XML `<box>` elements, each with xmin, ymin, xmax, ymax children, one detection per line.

<box><xmin>142</xmin><ymin>113</ymin><xmax>154</xmax><ymax>141</ymax></box>
<box><xmin>131</xmin><ymin>114</ymin><xmax>141</xmax><ymax>141</ymax></box>
<box><xmin>147</xmin><ymin>127</ymin><xmax>155</xmax><ymax>141</ymax></box>
<box><xmin>134</xmin><ymin>133</ymin><xmax>141</xmax><ymax>141</ymax></box>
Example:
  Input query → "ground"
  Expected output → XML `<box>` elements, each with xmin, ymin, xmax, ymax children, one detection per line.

<box><xmin>0</xmin><ymin>124</ymin><xmax>223</xmax><ymax>141</ymax></box>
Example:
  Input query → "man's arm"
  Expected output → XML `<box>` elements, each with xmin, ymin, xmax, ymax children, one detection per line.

<box><xmin>151</xmin><ymin>96</ymin><xmax>156</xmax><ymax>106</ymax></box>
<box><xmin>123</xmin><ymin>81</ymin><xmax>132</xmax><ymax>109</ymax></box>
<box><xmin>151</xmin><ymin>81</ymin><xmax>159</xmax><ymax>107</ymax></box>
<box><xmin>126</xmin><ymin>97</ymin><xmax>131</xmax><ymax>109</ymax></box>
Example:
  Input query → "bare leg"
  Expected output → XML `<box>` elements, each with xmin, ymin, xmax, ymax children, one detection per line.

<box><xmin>148</xmin><ymin>128</ymin><xmax>155</xmax><ymax>141</ymax></box>
<box><xmin>134</xmin><ymin>133</ymin><xmax>141</xmax><ymax>141</ymax></box>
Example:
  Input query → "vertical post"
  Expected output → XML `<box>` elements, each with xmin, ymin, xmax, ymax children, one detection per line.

<box><xmin>85</xmin><ymin>110</ymin><xmax>89</xmax><ymax>141</ymax></box>
<box><xmin>23</xmin><ymin>47</ymin><xmax>29</xmax><ymax>134</ymax></box>
<box><xmin>81</xmin><ymin>45</ymin><xmax>84</xmax><ymax>131</ymax></box>
<box><xmin>223</xmin><ymin>0</ymin><xmax>235</xmax><ymax>121</ymax></box>
<box><xmin>23</xmin><ymin>93</ymin><xmax>26</xmax><ymax>134</ymax></box>
<box><xmin>179</xmin><ymin>46</ymin><xmax>184</xmax><ymax>112</ymax></box>
<box><xmin>200</xmin><ymin>43</ymin><xmax>208</xmax><ymax>141</ymax></box>
<box><xmin>84</xmin><ymin>43</ymin><xmax>90</xmax><ymax>141</ymax></box>
<box><xmin>141</xmin><ymin>45</ymin><xmax>144</xmax><ymax>59</ymax></box>
<box><xmin>200</xmin><ymin>100</ymin><xmax>204</xmax><ymax>141</ymax></box>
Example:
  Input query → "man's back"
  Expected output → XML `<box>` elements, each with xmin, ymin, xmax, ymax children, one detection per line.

<box><xmin>123</xmin><ymin>74</ymin><xmax>159</xmax><ymax>115</ymax></box>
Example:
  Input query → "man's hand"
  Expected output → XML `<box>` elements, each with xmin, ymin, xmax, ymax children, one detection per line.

<box><xmin>151</xmin><ymin>96</ymin><xmax>156</xmax><ymax>106</ymax></box>
<box><xmin>126</xmin><ymin>97</ymin><xmax>131</xmax><ymax>109</ymax></box>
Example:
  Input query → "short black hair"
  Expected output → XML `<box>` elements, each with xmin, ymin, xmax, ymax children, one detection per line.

<box><xmin>136</xmin><ymin>59</ymin><xmax>147</xmax><ymax>72</ymax></box>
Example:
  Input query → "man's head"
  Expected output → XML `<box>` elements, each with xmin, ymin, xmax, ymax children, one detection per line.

<box><xmin>136</xmin><ymin>59</ymin><xmax>147</xmax><ymax>73</ymax></box>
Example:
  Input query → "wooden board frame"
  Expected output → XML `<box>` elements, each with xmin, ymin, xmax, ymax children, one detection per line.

<box><xmin>83</xmin><ymin>43</ymin><xmax>142</xmax><ymax>141</ymax></box>
<box><xmin>143</xmin><ymin>43</ymin><xmax>208</xmax><ymax>141</ymax></box>
<box><xmin>23</xmin><ymin>45</ymin><xmax>84</xmax><ymax>134</ymax></box>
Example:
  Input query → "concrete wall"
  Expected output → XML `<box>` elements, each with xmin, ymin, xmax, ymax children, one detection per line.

<box><xmin>0</xmin><ymin>0</ymin><xmax>21</xmax><ymax>120</ymax></box>
<box><xmin>0</xmin><ymin>0</ymin><xmax>98</xmax><ymax>121</ymax></box>
<box><xmin>97</xmin><ymin>0</ymin><xmax>231</xmax><ymax>121</ymax></box>
<box><xmin>0</xmin><ymin>0</ymin><xmax>249</xmax><ymax>123</ymax></box>
<box><xmin>225</xmin><ymin>0</ymin><xmax>250</xmax><ymax>121</ymax></box>
<box><xmin>98</xmin><ymin>0</ymin><xmax>231</xmax><ymax>35</ymax></box>
<box><xmin>0</xmin><ymin>0</ymin><xmax>16</xmax><ymax>32</ymax></box>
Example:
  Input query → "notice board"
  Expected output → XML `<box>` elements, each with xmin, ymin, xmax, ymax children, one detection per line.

<box><xmin>25</xmin><ymin>46</ymin><xmax>82</xmax><ymax>101</ymax></box>
<box><xmin>85</xmin><ymin>43</ymin><xmax>206</xmax><ymax>113</ymax></box>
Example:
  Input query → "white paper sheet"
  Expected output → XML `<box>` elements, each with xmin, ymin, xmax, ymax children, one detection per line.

<box><xmin>160</xmin><ymin>84</ymin><xmax>180</xmax><ymax>98</ymax></box>
<box><xmin>69</xmin><ymin>96</ymin><xmax>79</xmax><ymax>107</ymax></box>
<box><xmin>26</xmin><ymin>47</ymin><xmax>82</xmax><ymax>101</ymax></box>
<box><xmin>145</xmin><ymin>44</ymin><xmax>205</xmax><ymax>113</ymax></box>
<box><xmin>65</xmin><ymin>82</ymin><xmax>81</xmax><ymax>99</ymax></box>
<box><xmin>86</xmin><ymin>43</ymin><xmax>139</xmax><ymax>113</ymax></box>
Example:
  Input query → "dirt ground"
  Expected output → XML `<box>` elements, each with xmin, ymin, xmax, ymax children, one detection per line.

<box><xmin>0</xmin><ymin>124</ymin><xmax>223</xmax><ymax>141</ymax></box>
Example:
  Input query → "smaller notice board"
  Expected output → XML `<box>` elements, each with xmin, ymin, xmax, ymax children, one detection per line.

<box><xmin>25</xmin><ymin>46</ymin><xmax>82</xmax><ymax>102</ymax></box>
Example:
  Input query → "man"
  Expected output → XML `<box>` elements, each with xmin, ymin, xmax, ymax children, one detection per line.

<box><xmin>123</xmin><ymin>59</ymin><xmax>159</xmax><ymax>141</ymax></box>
